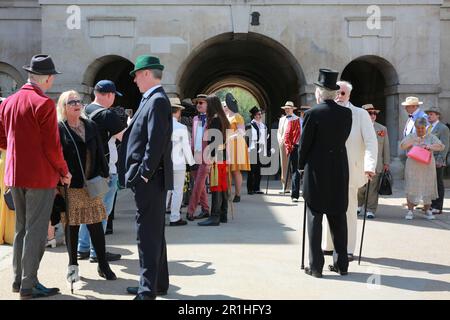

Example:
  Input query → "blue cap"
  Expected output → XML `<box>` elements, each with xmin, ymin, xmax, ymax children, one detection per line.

<box><xmin>94</xmin><ymin>80</ymin><xmax>123</xmax><ymax>97</ymax></box>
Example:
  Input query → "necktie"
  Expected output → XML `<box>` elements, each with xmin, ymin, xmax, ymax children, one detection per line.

<box><xmin>199</xmin><ymin>114</ymin><xmax>207</xmax><ymax>127</ymax></box>
<box><xmin>427</xmin><ymin>125</ymin><xmax>433</xmax><ymax>134</ymax></box>
<box><xmin>408</xmin><ymin>114</ymin><xmax>413</xmax><ymax>118</ymax></box>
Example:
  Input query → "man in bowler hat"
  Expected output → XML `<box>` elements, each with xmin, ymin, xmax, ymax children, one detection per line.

<box><xmin>298</xmin><ymin>68</ymin><xmax>352</xmax><ymax>277</ymax></box>
<box><xmin>118</xmin><ymin>55</ymin><xmax>173</xmax><ymax>299</ymax></box>
<box><xmin>0</xmin><ymin>54</ymin><xmax>71</xmax><ymax>298</ymax></box>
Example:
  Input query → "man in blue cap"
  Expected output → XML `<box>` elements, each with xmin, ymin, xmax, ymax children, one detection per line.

<box><xmin>77</xmin><ymin>80</ymin><xmax>126</xmax><ymax>263</ymax></box>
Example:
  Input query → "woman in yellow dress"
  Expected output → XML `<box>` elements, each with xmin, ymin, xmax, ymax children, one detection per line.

<box><xmin>222</xmin><ymin>93</ymin><xmax>250</xmax><ymax>202</ymax></box>
<box><xmin>0</xmin><ymin>150</ymin><xmax>15</xmax><ymax>245</ymax></box>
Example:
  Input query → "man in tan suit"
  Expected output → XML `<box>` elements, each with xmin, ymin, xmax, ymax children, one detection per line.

<box><xmin>323</xmin><ymin>81</ymin><xmax>377</xmax><ymax>261</ymax></box>
<box><xmin>357</xmin><ymin>104</ymin><xmax>390</xmax><ymax>219</ymax></box>
<box><xmin>277</xmin><ymin>101</ymin><xmax>298</xmax><ymax>193</ymax></box>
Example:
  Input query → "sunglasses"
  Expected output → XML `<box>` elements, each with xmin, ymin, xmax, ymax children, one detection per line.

<box><xmin>67</xmin><ymin>99</ymin><xmax>82</xmax><ymax>106</ymax></box>
<box><xmin>368</xmin><ymin>112</ymin><xmax>378</xmax><ymax>115</ymax></box>
<box><xmin>196</xmin><ymin>101</ymin><xmax>206</xmax><ymax>105</ymax></box>
<box><xmin>339</xmin><ymin>91</ymin><xmax>346</xmax><ymax>96</ymax></box>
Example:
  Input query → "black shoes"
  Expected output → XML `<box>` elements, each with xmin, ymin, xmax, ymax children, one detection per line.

<box><xmin>126</xmin><ymin>286</ymin><xmax>167</xmax><ymax>296</ymax></box>
<box><xmin>170</xmin><ymin>219</ymin><xmax>187</xmax><ymax>226</ymax></box>
<box><xmin>220</xmin><ymin>216</ymin><xmax>228</xmax><ymax>223</ymax></box>
<box><xmin>97</xmin><ymin>264</ymin><xmax>117</xmax><ymax>280</ymax></box>
<box><xmin>328</xmin><ymin>264</ymin><xmax>348</xmax><ymax>275</ymax></box>
<box><xmin>186</xmin><ymin>214</ymin><xmax>195</xmax><ymax>221</ymax></box>
<box><xmin>90</xmin><ymin>252</ymin><xmax>122</xmax><ymax>263</ymax></box>
<box><xmin>248</xmin><ymin>191</ymin><xmax>254</xmax><ymax>195</ymax></box>
<box><xmin>232</xmin><ymin>196</ymin><xmax>241</xmax><ymax>203</ymax></box>
<box><xmin>194</xmin><ymin>211</ymin><xmax>210</xmax><ymax>219</ymax></box>
<box><xmin>254</xmin><ymin>191</ymin><xmax>264</xmax><ymax>194</ymax></box>
<box><xmin>134</xmin><ymin>293</ymin><xmax>156</xmax><ymax>300</ymax></box>
<box><xmin>347</xmin><ymin>254</ymin><xmax>354</xmax><ymax>262</ymax></box>
<box><xmin>12</xmin><ymin>282</ymin><xmax>20</xmax><ymax>293</ymax></box>
<box><xmin>198</xmin><ymin>216</ymin><xmax>220</xmax><ymax>226</ymax></box>
<box><xmin>304</xmin><ymin>267</ymin><xmax>322</xmax><ymax>278</ymax></box>
<box><xmin>78</xmin><ymin>251</ymin><xmax>90</xmax><ymax>260</ymax></box>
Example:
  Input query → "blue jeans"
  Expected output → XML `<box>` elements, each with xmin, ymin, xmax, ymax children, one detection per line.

<box><xmin>78</xmin><ymin>174</ymin><xmax>118</xmax><ymax>257</ymax></box>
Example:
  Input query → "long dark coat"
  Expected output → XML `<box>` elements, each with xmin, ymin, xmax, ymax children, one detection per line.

<box><xmin>298</xmin><ymin>99</ymin><xmax>352</xmax><ymax>215</ymax></box>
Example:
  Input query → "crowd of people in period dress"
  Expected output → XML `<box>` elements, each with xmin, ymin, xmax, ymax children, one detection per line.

<box><xmin>0</xmin><ymin>54</ymin><xmax>449</xmax><ymax>297</ymax></box>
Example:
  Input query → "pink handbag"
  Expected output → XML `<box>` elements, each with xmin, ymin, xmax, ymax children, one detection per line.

<box><xmin>407</xmin><ymin>146</ymin><xmax>432</xmax><ymax>164</ymax></box>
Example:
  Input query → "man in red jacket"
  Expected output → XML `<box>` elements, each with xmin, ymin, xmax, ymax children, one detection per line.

<box><xmin>284</xmin><ymin>112</ymin><xmax>301</xmax><ymax>202</ymax></box>
<box><xmin>0</xmin><ymin>54</ymin><xmax>71</xmax><ymax>299</ymax></box>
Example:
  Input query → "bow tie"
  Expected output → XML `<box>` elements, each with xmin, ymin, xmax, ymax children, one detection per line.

<box><xmin>199</xmin><ymin>114</ymin><xmax>207</xmax><ymax>126</ymax></box>
<box><xmin>408</xmin><ymin>114</ymin><xmax>414</xmax><ymax>118</ymax></box>
<box><xmin>286</xmin><ymin>115</ymin><xmax>292</xmax><ymax>119</ymax></box>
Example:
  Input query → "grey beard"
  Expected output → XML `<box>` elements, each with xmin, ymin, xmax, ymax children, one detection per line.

<box><xmin>336</xmin><ymin>100</ymin><xmax>346</xmax><ymax>107</ymax></box>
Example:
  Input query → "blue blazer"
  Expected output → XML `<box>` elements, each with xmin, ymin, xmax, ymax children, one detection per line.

<box><xmin>118</xmin><ymin>86</ymin><xmax>173</xmax><ymax>190</ymax></box>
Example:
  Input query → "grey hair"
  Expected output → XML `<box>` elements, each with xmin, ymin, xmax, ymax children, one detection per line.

<box><xmin>28</xmin><ymin>73</ymin><xmax>49</xmax><ymax>85</ymax></box>
<box><xmin>414</xmin><ymin>117</ymin><xmax>428</xmax><ymax>128</ymax></box>
<box><xmin>337</xmin><ymin>80</ymin><xmax>353</xmax><ymax>92</ymax></box>
<box><xmin>150</xmin><ymin>69</ymin><xmax>163</xmax><ymax>80</ymax></box>
<box><xmin>316</xmin><ymin>86</ymin><xmax>338</xmax><ymax>102</ymax></box>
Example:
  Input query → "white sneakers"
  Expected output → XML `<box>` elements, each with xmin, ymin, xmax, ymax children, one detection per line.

<box><xmin>405</xmin><ymin>209</ymin><xmax>435</xmax><ymax>220</ymax></box>
<box><xmin>405</xmin><ymin>210</ymin><xmax>414</xmax><ymax>220</ymax></box>
<box><xmin>366</xmin><ymin>212</ymin><xmax>375</xmax><ymax>219</ymax></box>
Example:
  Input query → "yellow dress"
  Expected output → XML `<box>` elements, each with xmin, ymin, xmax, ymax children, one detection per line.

<box><xmin>0</xmin><ymin>151</ymin><xmax>15</xmax><ymax>245</ymax></box>
<box><xmin>227</xmin><ymin>113</ymin><xmax>250</xmax><ymax>171</ymax></box>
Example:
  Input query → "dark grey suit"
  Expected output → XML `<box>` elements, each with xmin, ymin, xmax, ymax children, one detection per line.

<box><xmin>118</xmin><ymin>86</ymin><xmax>173</xmax><ymax>297</ymax></box>
<box><xmin>431</xmin><ymin>121</ymin><xmax>450</xmax><ymax>211</ymax></box>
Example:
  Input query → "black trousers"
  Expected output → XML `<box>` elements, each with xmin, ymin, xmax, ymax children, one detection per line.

<box><xmin>66</xmin><ymin>222</ymin><xmax>106</xmax><ymax>266</ymax></box>
<box><xmin>133</xmin><ymin>171</ymin><xmax>169</xmax><ymax>296</ymax></box>
<box><xmin>211</xmin><ymin>191</ymin><xmax>228</xmax><ymax>219</ymax></box>
<box><xmin>289</xmin><ymin>145</ymin><xmax>301</xmax><ymax>199</ymax></box>
<box><xmin>307</xmin><ymin>206</ymin><xmax>348</xmax><ymax>273</ymax></box>
<box><xmin>432</xmin><ymin>167</ymin><xmax>445</xmax><ymax>210</ymax></box>
<box><xmin>247</xmin><ymin>162</ymin><xmax>262</xmax><ymax>193</ymax></box>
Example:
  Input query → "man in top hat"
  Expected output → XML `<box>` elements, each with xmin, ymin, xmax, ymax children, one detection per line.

<box><xmin>186</xmin><ymin>94</ymin><xmax>210</xmax><ymax>220</ymax></box>
<box><xmin>298</xmin><ymin>68</ymin><xmax>352</xmax><ymax>277</ymax></box>
<box><xmin>166</xmin><ymin>97</ymin><xmax>195</xmax><ymax>226</ymax></box>
<box><xmin>246</xmin><ymin>106</ymin><xmax>268</xmax><ymax>194</ymax></box>
<box><xmin>277</xmin><ymin>101</ymin><xmax>299</xmax><ymax>193</ymax></box>
<box><xmin>118</xmin><ymin>55</ymin><xmax>173</xmax><ymax>300</ymax></box>
<box><xmin>402</xmin><ymin>96</ymin><xmax>428</xmax><ymax>138</ymax></box>
<box><xmin>77</xmin><ymin>79</ymin><xmax>126</xmax><ymax>263</ymax></box>
<box><xmin>425</xmin><ymin>106</ymin><xmax>449</xmax><ymax>215</ymax></box>
<box><xmin>357</xmin><ymin>104</ymin><xmax>390</xmax><ymax>219</ymax></box>
<box><xmin>0</xmin><ymin>54</ymin><xmax>71</xmax><ymax>298</ymax></box>
<box><xmin>322</xmin><ymin>80</ymin><xmax>377</xmax><ymax>262</ymax></box>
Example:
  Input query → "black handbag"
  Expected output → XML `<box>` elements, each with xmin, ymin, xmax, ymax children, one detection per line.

<box><xmin>4</xmin><ymin>187</ymin><xmax>15</xmax><ymax>210</ymax></box>
<box><xmin>378</xmin><ymin>170</ymin><xmax>393</xmax><ymax>195</ymax></box>
<box><xmin>50</xmin><ymin>193</ymin><xmax>66</xmax><ymax>226</ymax></box>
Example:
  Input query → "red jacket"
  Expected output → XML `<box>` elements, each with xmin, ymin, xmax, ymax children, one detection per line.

<box><xmin>0</xmin><ymin>84</ymin><xmax>68</xmax><ymax>188</ymax></box>
<box><xmin>284</xmin><ymin>118</ymin><xmax>301</xmax><ymax>155</ymax></box>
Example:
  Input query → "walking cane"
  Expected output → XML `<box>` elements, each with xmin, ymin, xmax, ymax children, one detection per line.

<box><xmin>265</xmin><ymin>174</ymin><xmax>270</xmax><ymax>195</ymax></box>
<box><xmin>63</xmin><ymin>183</ymin><xmax>74</xmax><ymax>294</ymax></box>
<box><xmin>227</xmin><ymin>165</ymin><xmax>234</xmax><ymax>219</ymax></box>
<box><xmin>358</xmin><ymin>179</ymin><xmax>371</xmax><ymax>265</ymax></box>
<box><xmin>301</xmin><ymin>201</ymin><xmax>307</xmax><ymax>269</ymax></box>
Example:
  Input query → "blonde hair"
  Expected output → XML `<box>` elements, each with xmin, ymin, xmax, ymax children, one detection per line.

<box><xmin>57</xmin><ymin>90</ymin><xmax>83</xmax><ymax>122</ymax></box>
<box><xmin>316</xmin><ymin>86</ymin><xmax>338</xmax><ymax>102</ymax></box>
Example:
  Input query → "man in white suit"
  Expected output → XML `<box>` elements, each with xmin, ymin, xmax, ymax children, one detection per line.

<box><xmin>323</xmin><ymin>81</ymin><xmax>377</xmax><ymax>261</ymax></box>
<box><xmin>277</xmin><ymin>101</ymin><xmax>298</xmax><ymax>193</ymax></box>
<box><xmin>166</xmin><ymin>98</ymin><xmax>195</xmax><ymax>226</ymax></box>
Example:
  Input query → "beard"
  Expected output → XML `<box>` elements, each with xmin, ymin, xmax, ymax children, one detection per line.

<box><xmin>335</xmin><ymin>100</ymin><xmax>346</xmax><ymax>107</ymax></box>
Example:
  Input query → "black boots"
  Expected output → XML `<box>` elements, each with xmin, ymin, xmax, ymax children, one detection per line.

<box><xmin>198</xmin><ymin>215</ymin><xmax>220</xmax><ymax>226</ymax></box>
<box><xmin>97</xmin><ymin>263</ymin><xmax>117</xmax><ymax>280</ymax></box>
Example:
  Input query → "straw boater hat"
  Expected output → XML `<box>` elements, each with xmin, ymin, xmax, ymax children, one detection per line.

<box><xmin>362</xmin><ymin>104</ymin><xmax>380</xmax><ymax>113</ymax></box>
<box><xmin>281</xmin><ymin>101</ymin><xmax>297</xmax><ymax>109</ymax></box>
<box><xmin>299</xmin><ymin>105</ymin><xmax>311</xmax><ymax>111</ymax></box>
<box><xmin>401</xmin><ymin>96</ymin><xmax>423</xmax><ymax>106</ymax></box>
<box><xmin>192</xmin><ymin>94</ymin><xmax>207</xmax><ymax>104</ymax></box>
<box><xmin>170</xmin><ymin>97</ymin><xmax>185</xmax><ymax>110</ymax></box>
<box><xmin>425</xmin><ymin>106</ymin><xmax>441</xmax><ymax>115</ymax></box>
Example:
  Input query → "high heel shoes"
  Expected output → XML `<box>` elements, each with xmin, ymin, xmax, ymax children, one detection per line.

<box><xmin>67</xmin><ymin>265</ymin><xmax>80</xmax><ymax>294</ymax></box>
<box><xmin>97</xmin><ymin>263</ymin><xmax>117</xmax><ymax>280</ymax></box>
<box><xmin>46</xmin><ymin>238</ymin><xmax>57</xmax><ymax>248</ymax></box>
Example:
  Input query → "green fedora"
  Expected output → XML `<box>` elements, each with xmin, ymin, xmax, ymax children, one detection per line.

<box><xmin>129</xmin><ymin>55</ymin><xmax>164</xmax><ymax>76</ymax></box>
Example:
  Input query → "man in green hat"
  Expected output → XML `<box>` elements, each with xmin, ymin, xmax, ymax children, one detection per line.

<box><xmin>118</xmin><ymin>55</ymin><xmax>173</xmax><ymax>300</ymax></box>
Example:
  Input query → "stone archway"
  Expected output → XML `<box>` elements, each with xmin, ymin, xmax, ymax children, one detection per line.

<box><xmin>341</xmin><ymin>55</ymin><xmax>400</xmax><ymax>156</ymax></box>
<box><xmin>82</xmin><ymin>55</ymin><xmax>141</xmax><ymax>111</ymax></box>
<box><xmin>0</xmin><ymin>62</ymin><xmax>25</xmax><ymax>98</ymax></box>
<box><xmin>176</xmin><ymin>32</ymin><xmax>305</xmax><ymax>126</ymax></box>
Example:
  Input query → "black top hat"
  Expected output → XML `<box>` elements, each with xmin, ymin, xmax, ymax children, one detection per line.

<box><xmin>23</xmin><ymin>54</ymin><xmax>61</xmax><ymax>75</ymax></box>
<box><xmin>249</xmin><ymin>106</ymin><xmax>262</xmax><ymax>116</ymax></box>
<box><xmin>314</xmin><ymin>68</ymin><xmax>339</xmax><ymax>90</ymax></box>
<box><xmin>225</xmin><ymin>93</ymin><xmax>239</xmax><ymax>113</ymax></box>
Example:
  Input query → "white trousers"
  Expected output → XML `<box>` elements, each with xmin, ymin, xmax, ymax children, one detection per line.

<box><xmin>324</xmin><ymin>185</ymin><xmax>358</xmax><ymax>254</ymax></box>
<box><xmin>166</xmin><ymin>169</ymin><xmax>186</xmax><ymax>223</ymax></box>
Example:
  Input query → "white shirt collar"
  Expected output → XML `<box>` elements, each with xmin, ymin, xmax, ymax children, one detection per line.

<box><xmin>142</xmin><ymin>84</ymin><xmax>162</xmax><ymax>99</ymax></box>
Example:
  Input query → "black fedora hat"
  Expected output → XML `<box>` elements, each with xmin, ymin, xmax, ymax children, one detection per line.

<box><xmin>314</xmin><ymin>68</ymin><xmax>339</xmax><ymax>90</ymax></box>
<box><xmin>249</xmin><ymin>106</ymin><xmax>262</xmax><ymax>116</ymax></box>
<box><xmin>23</xmin><ymin>54</ymin><xmax>61</xmax><ymax>75</ymax></box>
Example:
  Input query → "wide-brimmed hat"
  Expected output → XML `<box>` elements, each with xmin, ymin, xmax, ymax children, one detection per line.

<box><xmin>281</xmin><ymin>101</ymin><xmax>297</xmax><ymax>109</ymax></box>
<box><xmin>23</xmin><ymin>54</ymin><xmax>61</xmax><ymax>75</ymax></box>
<box><xmin>299</xmin><ymin>105</ymin><xmax>311</xmax><ymax>111</ymax></box>
<box><xmin>193</xmin><ymin>94</ymin><xmax>208</xmax><ymax>104</ymax></box>
<box><xmin>362</xmin><ymin>104</ymin><xmax>380</xmax><ymax>113</ymax></box>
<box><xmin>129</xmin><ymin>55</ymin><xmax>164</xmax><ymax>77</ymax></box>
<box><xmin>170</xmin><ymin>97</ymin><xmax>185</xmax><ymax>110</ymax></box>
<box><xmin>314</xmin><ymin>68</ymin><xmax>340</xmax><ymax>90</ymax></box>
<box><xmin>425</xmin><ymin>106</ymin><xmax>441</xmax><ymax>115</ymax></box>
<box><xmin>401</xmin><ymin>96</ymin><xmax>423</xmax><ymax>106</ymax></box>
<box><xmin>225</xmin><ymin>93</ymin><xmax>239</xmax><ymax>113</ymax></box>
<box><xmin>94</xmin><ymin>80</ymin><xmax>123</xmax><ymax>97</ymax></box>
<box><xmin>249</xmin><ymin>106</ymin><xmax>262</xmax><ymax>116</ymax></box>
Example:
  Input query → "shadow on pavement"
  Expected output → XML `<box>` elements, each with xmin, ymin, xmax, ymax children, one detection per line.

<box><xmin>361</xmin><ymin>257</ymin><xmax>450</xmax><ymax>275</ymax></box>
